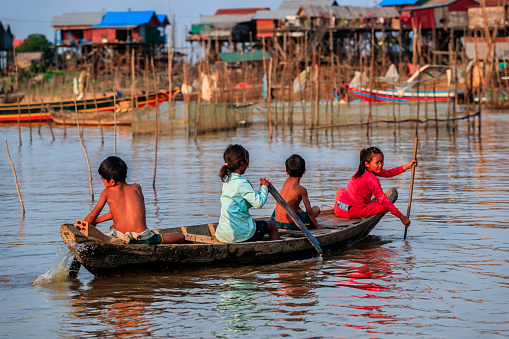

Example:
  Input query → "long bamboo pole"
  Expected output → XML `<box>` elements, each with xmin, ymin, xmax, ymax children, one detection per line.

<box><xmin>5</xmin><ymin>138</ymin><xmax>25</xmax><ymax>215</ymax></box>
<box><xmin>404</xmin><ymin>137</ymin><xmax>418</xmax><ymax>240</ymax></box>
<box><xmin>152</xmin><ymin>58</ymin><xmax>159</xmax><ymax>188</ymax></box>
<box><xmin>74</xmin><ymin>99</ymin><xmax>94</xmax><ymax>202</ymax></box>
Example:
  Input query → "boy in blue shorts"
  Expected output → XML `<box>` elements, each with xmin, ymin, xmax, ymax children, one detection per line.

<box><xmin>84</xmin><ymin>156</ymin><xmax>184</xmax><ymax>244</ymax></box>
<box><xmin>271</xmin><ymin>154</ymin><xmax>324</xmax><ymax>230</ymax></box>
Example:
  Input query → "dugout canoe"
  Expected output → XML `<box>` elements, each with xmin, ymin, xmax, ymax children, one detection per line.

<box><xmin>60</xmin><ymin>188</ymin><xmax>398</xmax><ymax>276</ymax></box>
<box><xmin>50</xmin><ymin>108</ymin><xmax>132</xmax><ymax>125</ymax></box>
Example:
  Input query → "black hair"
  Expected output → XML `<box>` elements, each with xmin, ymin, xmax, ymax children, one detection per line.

<box><xmin>219</xmin><ymin>144</ymin><xmax>250</xmax><ymax>182</ymax></box>
<box><xmin>98</xmin><ymin>156</ymin><xmax>128</xmax><ymax>183</ymax></box>
<box><xmin>285</xmin><ymin>154</ymin><xmax>306</xmax><ymax>177</ymax></box>
<box><xmin>353</xmin><ymin>146</ymin><xmax>383</xmax><ymax>178</ymax></box>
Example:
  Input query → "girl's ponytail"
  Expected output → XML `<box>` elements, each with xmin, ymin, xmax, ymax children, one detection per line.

<box><xmin>354</xmin><ymin>148</ymin><xmax>367</xmax><ymax>178</ymax></box>
<box><xmin>219</xmin><ymin>163</ymin><xmax>231</xmax><ymax>182</ymax></box>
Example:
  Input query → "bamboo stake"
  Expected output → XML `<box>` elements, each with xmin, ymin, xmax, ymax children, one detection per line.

<box><xmin>404</xmin><ymin>137</ymin><xmax>418</xmax><ymax>240</ymax></box>
<box><xmin>5</xmin><ymin>138</ymin><xmax>25</xmax><ymax>215</ymax></box>
<box><xmin>89</xmin><ymin>66</ymin><xmax>104</xmax><ymax>144</ymax></box>
<box><xmin>13</xmin><ymin>44</ymin><xmax>21</xmax><ymax>146</ymax></box>
<box><xmin>152</xmin><ymin>58</ymin><xmax>159</xmax><ymax>188</ymax></box>
<box><xmin>28</xmin><ymin>83</ymin><xmax>33</xmax><ymax>142</ymax></box>
<box><xmin>113</xmin><ymin>89</ymin><xmax>117</xmax><ymax>156</ymax></box>
<box><xmin>74</xmin><ymin>99</ymin><xmax>94</xmax><ymax>202</ymax></box>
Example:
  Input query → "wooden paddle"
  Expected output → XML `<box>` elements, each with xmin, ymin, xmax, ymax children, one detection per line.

<box><xmin>404</xmin><ymin>138</ymin><xmax>418</xmax><ymax>240</ymax></box>
<box><xmin>267</xmin><ymin>182</ymin><xmax>323</xmax><ymax>256</ymax></box>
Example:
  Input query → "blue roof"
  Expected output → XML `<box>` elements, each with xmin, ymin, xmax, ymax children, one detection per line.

<box><xmin>157</xmin><ymin>14</ymin><xmax>170</xmax><ymax>26</ymax></box>
<box><xmin>93</xmin><ymin>11</ymin><xmax>160</xmax><ymax>28</ymax></box>
<box><xmin>378</xmin><ymin>0</ymin><xmax>418</xmax><ymax>6</ymax></box>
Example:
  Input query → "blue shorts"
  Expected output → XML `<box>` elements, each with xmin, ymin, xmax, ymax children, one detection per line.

<box><xmin>270</xmin><ymin>210</ymin><xmax>314</xmax><ymax>230</ymax></box>
<box><xmin>244</xmin><ymin>220</ymin><xmax>269</xmax><ymax>242</ymax></box>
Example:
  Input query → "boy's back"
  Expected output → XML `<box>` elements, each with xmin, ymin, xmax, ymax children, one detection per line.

<box><xmin>274</xmin><ymin>178</ymin><xmax>306</xmax><ymax>223</ymax></box>
<box><xmin>104</xmin><ymin>182</ymin><xmax>147</xmax><ymax>234</ymax></box>
<box><xmin>272</xmin><ymin>154</ymin><xmax>322</xmax><ymax>229</ymax></box>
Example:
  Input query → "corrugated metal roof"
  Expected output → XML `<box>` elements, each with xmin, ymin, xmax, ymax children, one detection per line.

<box><xmin>219</xmin><ymin>50</ymin><xmax>271</xmax><ymax>63</ymax></box>
<box><xmin>278</xmin><ymin>0</ymin><xmax>338</xmax><ymax>10</ymax></box>
<box><xmin>51</xmin><ymin>12</ymin><xmax>105</xmax><ymax>27</ymax></box>
<box><xmin>415</xmin><ymin>0</ymin><xmax>478</xmax><ymax>10</ymax></box>
<box><xmin>216</xmin><ymin>8</ymin><xmax>269</xmax><ymax>15</ymax></box>
<box><xmin>300</xmin><ymin>4</ymin><xmax>331</xmax><ymax>17</ymax></box>
<box><xmin>331</xmin><ymin>7</ymin><xmax>357</xmax><ymax>19</ymax></box>
<box><xmin>93</xmin><ymin>11</ymin><xmax>159</xmax><ymax>28</ymax></box>
<box><xmin>16</xmin><ymin>52</ymin><xmax>43</xmax><ymax>60</ymax></box>
<box><xmin>377</xmin><ymin>0</ymin><xmax>419</xmax><ymax>6</ymax></box>
<box><xmin>332</xmin><ymin>6</ymin><xmax>400</xmax><ymax>18</ymax></box>
<box><xmin>200</xmin><ymin>13</ymin><xmax>255</xmax><ymax>24</ymax></box>
<box><xmin>253</xmin><ymin>9</ymin><xmax>299</xmax><ymax>20</ymax></box>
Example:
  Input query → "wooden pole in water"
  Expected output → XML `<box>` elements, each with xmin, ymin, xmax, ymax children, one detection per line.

<box><xmin>4</xmin><ymin>138</ymin><xmax>25</xmax><ymax>215</ymax></box>
<box><xmin>404</xmin><ymin>137</ymin><xmax>418</xmax><ymax>240</ymax></box>
<box><xmin>113</xmin><ymin>89</ymin><xmax>117</xmax><ymax>156</ymax></box>
<box><xmin>152</xmin><ymin>59</ymin><xmax>159</xmax><ymax>188</ymax></box>
<box><xmin>74</xmin><ymin>99</ymin><xmax>94</xmax><ymax>202</ymax></box>
<box><xmin>14</xmin><ymin>44</ymin><xmax>22</xmax><ymax>146</ymax></box>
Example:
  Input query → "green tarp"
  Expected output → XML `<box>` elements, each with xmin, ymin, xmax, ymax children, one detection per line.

<box><xmin>219</xmin><ymin>50</ymin><xmax>271</xmax><ymax>63</ymax></box>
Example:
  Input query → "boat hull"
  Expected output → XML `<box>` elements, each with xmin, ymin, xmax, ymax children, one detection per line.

<box><xmin>350</xmin><ymin>86</ymin><xmax>455</xmax><ymax>103</ymax></box>
<box><xmin>50</xmin><ymin>110</ymin><xmax>132</xmax><ymax>125</ymax></box>
<box><xmin>0</xmin><ymin>91</ymin><xmax>169</xmax><ymax>123</ymax></box>
<box><xmin>61</xmin><ymin>188</ymin><xmax>397</xmax><ymax>276</ymax></box>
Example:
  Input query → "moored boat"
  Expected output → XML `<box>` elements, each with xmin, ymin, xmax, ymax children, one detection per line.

<box><xmin>0</xmin><ymin>90</ymin><xmax>169</xmax><ymax>123</ymax></box>
<box><xmin>50</xmin><ymin>108</ymin><xmax>132</xmax><ymax>125</ymax></box>
<box><xmin>60</xmin><ymin>188</ymin><xmax>398</xmax><ymax>276</ymax></box>
<box><xmin>349</xmin><ymin>65</ymin><xmax>456</xmax><ymax>103</ymax></box>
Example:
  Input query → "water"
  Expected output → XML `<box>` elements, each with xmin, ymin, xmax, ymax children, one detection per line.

<box><xmin>1</xmin><ymin>105</ymin><xmax>508</xmax><ymax>337</ymax></box>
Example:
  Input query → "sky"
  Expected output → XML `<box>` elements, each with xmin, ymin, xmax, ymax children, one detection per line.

<box><xmin>0</xmin><ymin>0</ymin><xmax>373</xmax><ymax>47</ymax></box>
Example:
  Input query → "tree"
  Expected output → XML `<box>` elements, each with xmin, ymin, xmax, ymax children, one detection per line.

<box><xmin>16</xmin><ymin>34</ymin><xmax>54</xmax><ymax>63</ymax></box>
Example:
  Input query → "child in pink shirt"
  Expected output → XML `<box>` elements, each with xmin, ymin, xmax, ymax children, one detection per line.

<box><xmin>334</xmin><ymin>146</ymin><xmax>417</xmax><ymax>228</ymax></box>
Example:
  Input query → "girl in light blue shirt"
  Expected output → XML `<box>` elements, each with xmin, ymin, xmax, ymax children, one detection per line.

<box><xmin>216</xmin><ymin>144</ymin><xmax>280</xmax><ymax>243</ymax></box>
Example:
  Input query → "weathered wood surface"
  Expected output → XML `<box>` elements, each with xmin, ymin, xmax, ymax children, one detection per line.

<box><xmin>60</xmin><ymin>188</ymin><xmax>398</xmax><ymax>276</ymax></box>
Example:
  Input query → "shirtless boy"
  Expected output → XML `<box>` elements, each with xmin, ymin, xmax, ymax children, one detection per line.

<box><xmin>84</xmin><ymin>156</ymin><xmax>184</xmax><ymax>244</ymax></box>
<box><xmin>270</xmin><ymin>154</ymin><xmax>324</xmax><ymax>230</ymax></box>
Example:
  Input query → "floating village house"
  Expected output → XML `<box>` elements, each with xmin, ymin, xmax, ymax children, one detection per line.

<box><xmin>52</xmin><ymin>10</ymin><xmax>169</xmax><ymax>71</ymax></box>
<box><xmin>0</xmin><ymin>22</ymin><xmax>13</xmax><ymax>74</ymax></box>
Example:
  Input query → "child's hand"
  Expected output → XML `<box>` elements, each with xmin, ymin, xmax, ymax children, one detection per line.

<box><xmin>260</xmin><ymin>178</ymin><xmax>270</xmax><ymax>187</ymax></box>
<box><xmin>400</xmin><ymin>215</ymin><xmax>411</xmax><ymax>227</ymax></box>
<box><xmin>403</xmin><ymin>159</ymin><xmax>418</xmax><ymax>171</ymax></box>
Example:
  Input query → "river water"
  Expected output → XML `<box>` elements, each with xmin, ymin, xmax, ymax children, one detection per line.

<box><xmin>1</xmin><ymin>104</ymin><xmax>508</xmax><ymax>338</ymax></box>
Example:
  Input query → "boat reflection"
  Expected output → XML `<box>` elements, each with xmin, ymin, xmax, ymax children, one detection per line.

<box><xmin>328</xmin><ymin>244</ymin><xmax>409</xmax><ymax>334</ymax></box>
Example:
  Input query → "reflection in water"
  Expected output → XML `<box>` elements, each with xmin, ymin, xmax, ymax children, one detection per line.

<box><xmin>11</xmin><ymin>215</ymin><xmax>25</xmax><ymax>246</ymax></box>
<box><xmin>327</xmin><ymin>243</ymin><xmax>408</xmax><ymax>336</ymax></box>
<box><xmin>215</xmin><ymin>279</ymin><xmax>259</xmax><ymax>334</ymax></box>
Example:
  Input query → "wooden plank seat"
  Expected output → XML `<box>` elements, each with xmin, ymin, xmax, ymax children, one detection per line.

<box><xmin>183</xmin><ymin>233</ymin><xmax>222</xmax><ymax>244</ymax></box>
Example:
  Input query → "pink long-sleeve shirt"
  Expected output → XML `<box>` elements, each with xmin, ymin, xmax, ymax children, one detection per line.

<box><xmin>339</xmin><ymin>166</ymin><xmax>405</xmax><ymax>218</ymax></box>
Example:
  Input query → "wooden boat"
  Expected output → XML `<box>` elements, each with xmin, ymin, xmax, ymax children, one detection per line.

<box><xmin>0</xmin><ymin>90</ymin><xmax>169</xmax><ymax>123</ymax></box>
<box><xmin>349</xmin><ymin>65</ymin><xmax>456</xmax><ymax>103</ymax></box>
<box><xmin>60</xmin><ymin>188</ymin><xmax>398</xmax><ymax>276</ymax></box>
<box><xmin>50</xmin><ymin>108</ymin><xmax>132</xmax><ymax>125</ymax></box>
<box><xmin>349</xmin><ymin>86</ymin><xmax>456</xmax><ymax>103</ymax></box>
